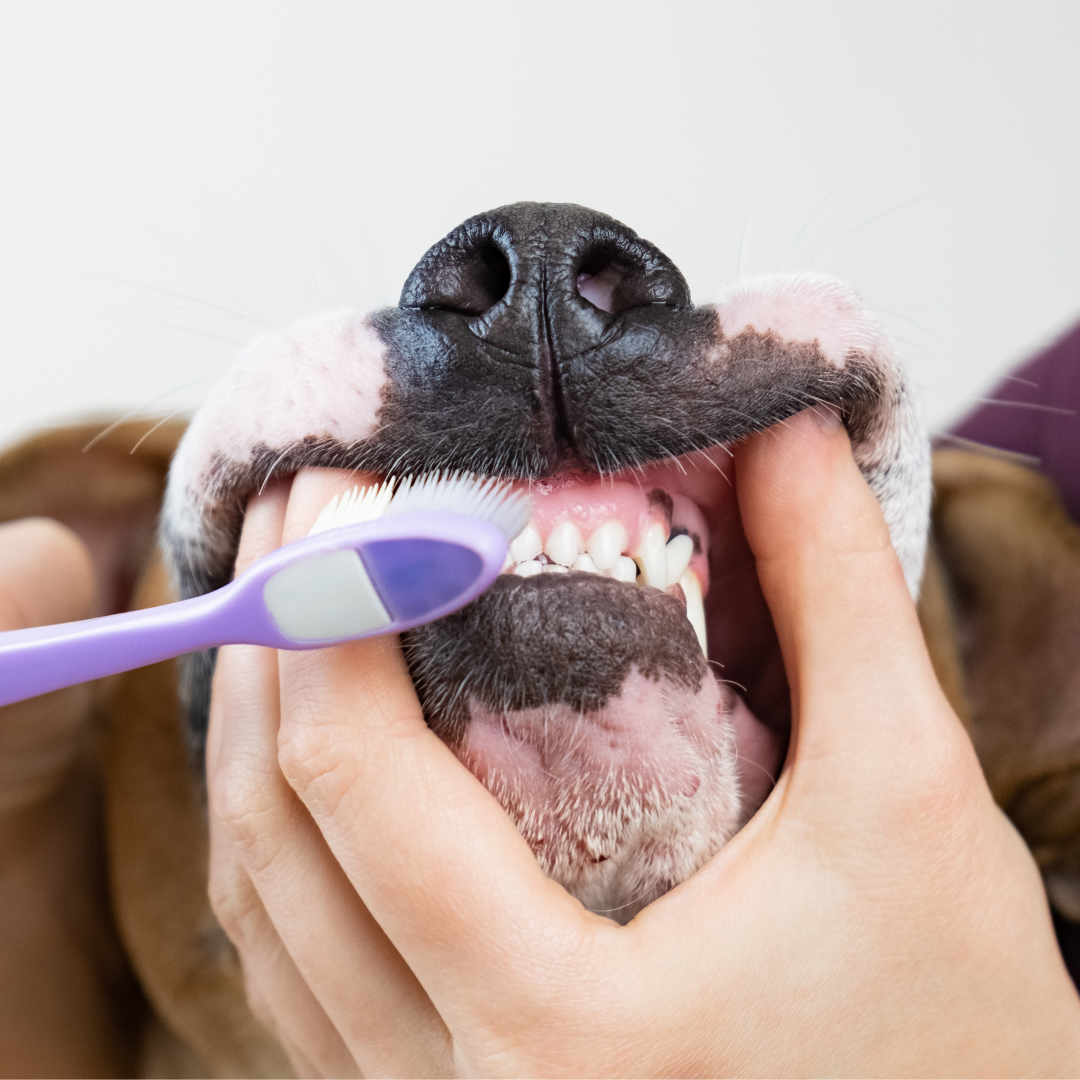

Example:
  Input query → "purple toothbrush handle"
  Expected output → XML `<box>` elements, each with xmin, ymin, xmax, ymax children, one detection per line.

<box><xmin>0</xmin><ymin>512</ymin><xmax>508</xmax><ymax>707</ymax></box>
<box><xmin>0</xmin><ymin>589</ymin><xmax>232</xmax><ymax>706</ymax></box>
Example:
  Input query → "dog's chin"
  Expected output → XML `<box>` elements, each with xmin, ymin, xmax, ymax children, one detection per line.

<box><xmin>400</xmin><ymin>448</ymin><xmax>786</xmax><ymax>924</ymax></box>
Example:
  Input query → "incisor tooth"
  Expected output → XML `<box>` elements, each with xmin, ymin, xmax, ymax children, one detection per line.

<box><xmin>634</xmin><ymin>522</ymin><xmax>668</xmax><ymax>589</ymax></box>
<box><xmin>665</xmin><ymin>534</ymin><xmax>693</xmax><ymax>586</ymax></box>
<box><xmin>509</xmin><ymin>523</ymin><xmax>542</xmax><ymax>564</ymax></box>
<box><xmin>572</xmin><ymin>553</ymin><xmax>600</xmax><ymax>574</ymax></box>
<box><xmin>514</xmin><ymin>560</ymin><xmax>543</xmax><ymax>577</ymax></box>
<box><xmin>586</xmin><ymin>520</ymin><xmax>627</xmax><ymax>570</ymax></box>
<box><xmin>612</xmin><ymin>555</ymin><xmax>637</xmax><ymax>583</ymax></box>
<box><xmin>545</xmin><ymin>520</ymin><xmax>584</xmax><ymax>567</ymax></box>
<box><xmin>543</xmin><ymin>563</ymin><xmax>570</xmax><ymax>573</ymax></box>
<box><xmin>680</xmin><ymin>570</ymin><xmax>707</xmax><ymax>656</ymax></box>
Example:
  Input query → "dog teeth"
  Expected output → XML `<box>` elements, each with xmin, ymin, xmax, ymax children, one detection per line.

<box><xmin>586</xmin><ymin>520</ymin><xmax>628</xmax><ymax>571</ymax></box>
<box><xmin>545</xmin><ymin>520</ymin><xmax>584</xmax><ymax>567</ymax></box>
<box><xmin>680</xmin><ymin>570</ymin><xmax>707</xmax><ymax>656</ymax></box>
<box><xmin>506</xmin><ymin>518</ymin><xmax>694</xmax><ymax>593</ymax></box>
<box><xmin>510</xmin><ymin>523</ymin><xmax>543</xmax><ymax>564</ymax></box>
<box><xmin>665</xmin><ymin>534</ymin><xmax>693</xmax><ymax>586</ymax></box>
<box><xmin>634</xmin><ymin>522</ymin><xmax>668</xmax><ymax>590</ymax></box>
<box><xmin>504</xmin><ymin>515</ymin><xmax>706</xmax><ymax>654</ymax></box>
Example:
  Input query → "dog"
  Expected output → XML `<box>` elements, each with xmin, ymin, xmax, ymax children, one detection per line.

<box><xmin>2</xmin><ymin>202</ymin><xmax>1079</xmax><ymax>1076</ymax></box>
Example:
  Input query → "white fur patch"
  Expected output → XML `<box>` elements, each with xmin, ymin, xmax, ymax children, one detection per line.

<box><xmin>162</xmin><ymin>309</ymin><xmax>388</xmax><ymax>582</ymax></box>
<box><xmin>183</xmin><ymin>309</ymin><xmax>386</xmax><ymax>471</ymax></box>
<box><xmin>712</xmin><ymin>274</ymin><xmax>930</xmax><ymax>596</ymax></box>
<box><xmin>717</xmin><ymin>273</ymin><xmax>892</xmax><ymax>371</ymax></box>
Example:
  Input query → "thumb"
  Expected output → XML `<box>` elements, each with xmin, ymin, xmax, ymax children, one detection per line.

<box><xmin>733</xmin><ymin>409</ymin><xmax>950</xmax><ymax>767</ymax></box>
<box><xmin>0</xmin><ymin>518</ymin><xmax>96</xmax><ymax>631</ymax></box>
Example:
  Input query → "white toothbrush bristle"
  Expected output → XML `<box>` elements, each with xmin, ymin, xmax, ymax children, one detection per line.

<box><xmin>308</xmin><ymin>478</ymin><xmax>395</xmax><ymax>534</ymax></box>
<box><xmin>307</xmin><ymin>472</ymin><xmax>530</xmax><ymax>540</ymax></box>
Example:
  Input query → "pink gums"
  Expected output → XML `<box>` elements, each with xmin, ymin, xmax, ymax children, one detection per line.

<box><xmin>513</xmin><ymin>477</ymin><xmax>711</xmax><ymax>589</ymax></box>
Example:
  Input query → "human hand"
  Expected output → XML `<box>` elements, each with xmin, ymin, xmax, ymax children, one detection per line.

<box><xmin>0</xmin><ymin>518</ymin><xmax>137</xmax><ymax>1077</ymax></box>
<box><xmin>207</xmin><ymin>411</ymin><xmax>1080</xmax><ymax>1077</ymax></box>
<box><xmin>0</xmin><ymin>518</ymin><xmax>96</xmax><ymax>821</ymax></box>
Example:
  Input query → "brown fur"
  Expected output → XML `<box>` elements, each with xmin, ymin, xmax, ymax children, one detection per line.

<box><xmin>928</xmin><ymin>449</ymin><xmax>1080</xmax><ymax>921</ymax></box>
<box><xmin>2</xmin><ymin>422</ymin><xmax>1080</xmax><ymax>1075</ymax></box>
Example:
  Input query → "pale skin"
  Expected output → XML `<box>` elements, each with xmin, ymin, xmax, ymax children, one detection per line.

<box><xmin>3</xmin><ymin>411</ymin><xmax>1080</xmax><ymax>1076</ymax></box>
<box><xmin>0</xmin><ymin>519</ymin><xmax>139</xmax><ymax>1078</ymax></box>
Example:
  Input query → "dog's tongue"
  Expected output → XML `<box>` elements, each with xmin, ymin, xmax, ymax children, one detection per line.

<box><xmin>403</xmin><ymin>571</ymin><xmax>781</xmax><ymax>922</ymax></box>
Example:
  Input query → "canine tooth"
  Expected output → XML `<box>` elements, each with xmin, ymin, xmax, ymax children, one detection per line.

<box><xmin>502</xmin><ymin>552</ymin><xmax>513</xmax><ymax>572</ymax></box>
<box><xmin>514</xmin><ymin>560</ymin><xmax>543</xmax><ymax>577</ymax></box>
<box><xmin>680</xmin><ymin>570</ymin><xmax>707</xmax><ymax>656</ymax></box>
<box><xmin>612</xmin><ymin>556</ymin><xmax>637</xmax><ymax>583</ymax></box>
<box><xmin>572</xmin><ymin>553</ymin><xmax>599</xmax><ymax>574</ymax></box>
<box><xmin>545</xmin><ymin>520</ymin><xmax>584</xmax><ymax>567</ymax></box>
<box><xmin>543</xmin><ymin>563</ymin><xmax>570</xmax><ymax>573</ymax></box>
<box><xmin>509</xmin><ymin>523</ymin><xmax>542</xmax><ymax>564</ymax></box>
<box><xmin>634</xmin><ymin>522</ymin><xmax>668</xmax><ymax>589</ymax></box>
<box><xmin>586</xmin><ymin>520</ymin><xmax>627</xmax><ymax>571</ymax></box>
<box><xmin>665</xmin><ymin>534</ymin><xmax>693</xmax><ymax>586</ymax></box>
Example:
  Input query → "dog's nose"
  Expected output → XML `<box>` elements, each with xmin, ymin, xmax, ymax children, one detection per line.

<box><xmin>378</xmin><ymin>202</ymin><xmax>701</xmax><ymax>475</ymax></box>
<box><xmin>400</xmin><ymin>202</ymin><xmax>689</xmax><ymax>324</ymax></box>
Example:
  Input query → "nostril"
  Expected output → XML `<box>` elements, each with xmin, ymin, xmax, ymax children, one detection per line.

<box><xmin>410</xmin><ymin>242</ymin><xmax>511</xmax><ymax>316</ymax></box>
<box><xmin>576</xmin><ymin>270</ymin><xmax>619</xmax><ymax>314</ymax></box>
<box><xmin>575</xmin><ymin>242</ymin><xmax>684</xmax><ymax>315</ymax></box>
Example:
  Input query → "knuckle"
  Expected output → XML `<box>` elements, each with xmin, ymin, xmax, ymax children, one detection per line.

<box><xmin>210</xmin><ymin>769</ymin><xmax>291</xmax><ymax>876</ymax></box>
<box><xmin>211</xmin><ymin>762</ymin><xmax>275</xmax><ymax>841</ymax></box>
<box><xmin>208</xmin><ymin>860</ymin><xmax>277</xmax><ymax>953</ymax></box>
<box><xmin>277</xmin><ymin>722</ymin><xmax>362</xmax><ymax>814</ymax></box>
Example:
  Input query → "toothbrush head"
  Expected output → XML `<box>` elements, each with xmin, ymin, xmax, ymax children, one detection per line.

<box><xmin>245</xmin><ymin>473</ymin><xmax>532</xmax><ymax>649</ymax></box>
<box><xmin>309</xmin><ymin>472</ymin><xmax>530</xmax><ymax>542</ymax></box>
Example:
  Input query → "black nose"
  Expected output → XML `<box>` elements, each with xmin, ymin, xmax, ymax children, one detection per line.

<box><xmin>371</xmin><ymin>202</ymin><xmax>705</xmax><ymax>477</ymax></box>
<box><xmin>399</xmin><ymin>202</ymin><xmax>690</xmax><ymax>321</ymax></box>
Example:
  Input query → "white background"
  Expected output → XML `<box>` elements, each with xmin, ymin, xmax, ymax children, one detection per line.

<box><xmin>1</xmin><ymin>1</ymin><xmax>1078</xmax><ymax>450</ymax></box>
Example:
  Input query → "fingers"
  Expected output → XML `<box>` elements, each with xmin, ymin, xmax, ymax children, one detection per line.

<box><xmin>209</xmin><ymin>478</ymin><xmax>454</xmax><ymax>1076</ymax></box>
<box><xmin>733</xmin><ymin>410</ymin><xmax>966</xmax><ymax>773</ymax></box>
<box><xmin>273</xmin><ymin>469</ymin><xmax>592</xmax><ymax>1021</ymax></box>
<box><xmin>208</xmin><ymin>803</ymin><xmax>359</xmax><ymax>1079</ymax></box>
<box><xmin>211</xmin><ymin>640</ymin><xmax>454</xmax><ymax>1077</ymax></box>
<box><xmin>0</xmin><ymin>519</ymin><xmax>98</xmax><ymax>815</ymax></box>
<box><xmin>0</xmin><ymin>518</ymin><xmax>95</xmax><ymax>631</ymax></box>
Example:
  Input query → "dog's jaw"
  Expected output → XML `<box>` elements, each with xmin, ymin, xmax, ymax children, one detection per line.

<box><xmin>160</xmin><ymin>202</ymin><xmax>930</xmax><ymax>922</ymax></box>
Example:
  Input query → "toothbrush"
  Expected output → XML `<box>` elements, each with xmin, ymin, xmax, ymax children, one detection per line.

<box><xmin>0</xmin><ymin>473</ymin><xmax>529</xmax><ymax>708</ymax></box>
